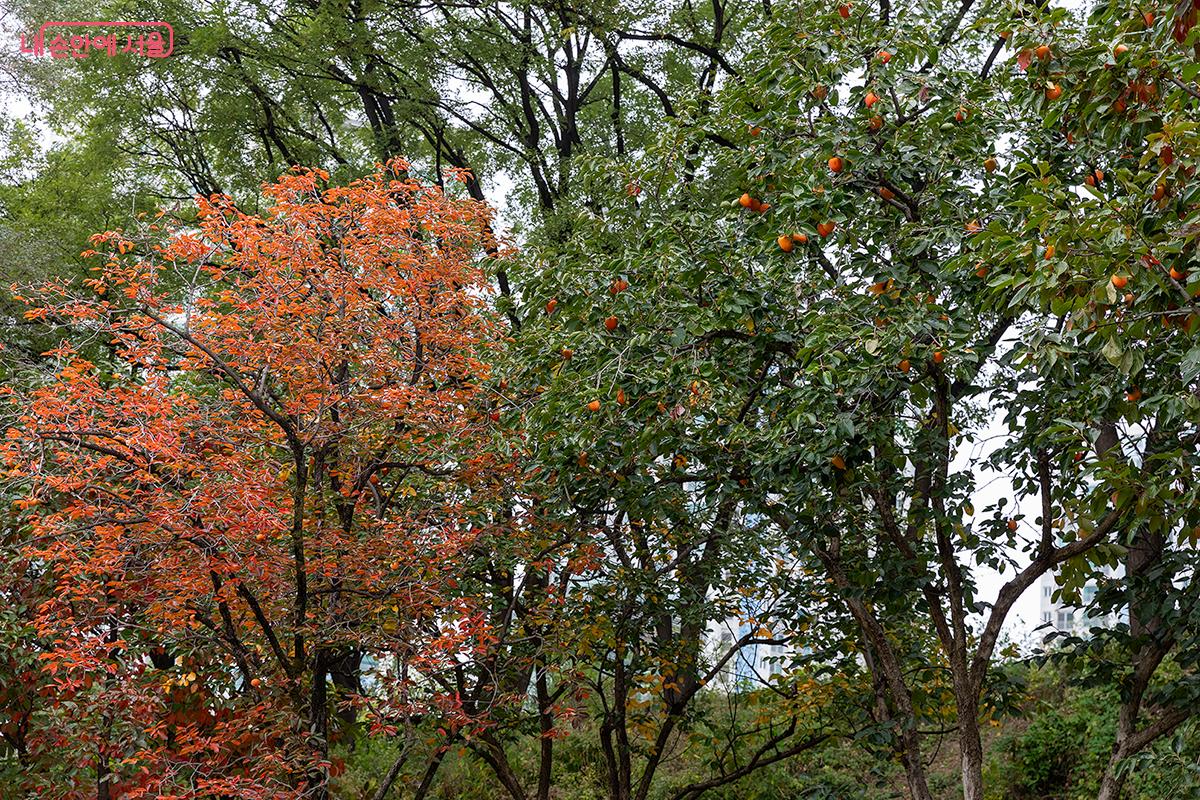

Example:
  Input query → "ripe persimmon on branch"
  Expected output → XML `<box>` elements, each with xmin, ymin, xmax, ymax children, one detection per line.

<box><xmin>1</xmin><ymin>161</ymin><xmax>518</xmax><ymax>799</ymax></box>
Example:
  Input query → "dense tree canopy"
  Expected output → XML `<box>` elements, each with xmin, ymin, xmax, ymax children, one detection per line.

<box><xmin>2</xmin><ymin>0</ymin><xmax>1200</xmax><ymax>798</ymax></box>
<box><xmin>3</xmin><ymin>163</ymin><xmax>515</xmax><ymax>797</ymax></box>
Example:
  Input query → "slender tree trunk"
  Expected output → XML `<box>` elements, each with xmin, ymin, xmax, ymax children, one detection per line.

<box><xmin>96</xmin><ymin>747</ymin><xmax>111</xmax><ymax>800</ymax></box>
<box><xmin>472</xmin><ymin>732</ymin><xmax>527</xmax><ymax>800</ymax></box>
<box><xmin>614</xmin><ymin>667</ymin><xmax>632</xmax><ymax>800</ymax></box>
<box><xmin>1097</xmin><ymin>712</ymin><xmax>1135</xmax><ymax>800</ymax></box>
<box><xmin>603</xmin><ymin>643</ymin><xmax>633</xmax><ymax>800</ymax></box>
<box><xmin>955</xmin><ymin>689</ymin><xmax>985</xmax><ymax>800</ymax></box>
<box><xmin>1097</xmin><ymin>522</ymin><xmax>1167</xmax><ymax>800</ymax></box>
<box><xmin>851</xmin><ymin>605</ymin><xmax>933</xmax><ymax>800</ymax></box>
<box><xmin>536</xmin><ymin>669</ymin><xmax>554</xmax><ymax>800</ymax></box>
<box><xmin>307</xmin><ymin>650</ymin><xmax>330</xmax><ymax>800</ymax></box>
<box><xmin>811</xmin><ymin>542</ymin><xmax>934</xmax><ymax>800</ymax></box>
<box><xmin>1096</xmin><ymin>767</ymin><xmax>1124</xmax><ymax>800</ymax></box>
<box><xmin>897</xmin><ymin>726</ymin><xmax>934</xmax><ymax>800</ymax></box>
<box><xmin>412</xmin><ymin>744</ymin><xmax>451</xmax><ymax>800</ymax></box>
<box><xmin>328</xmin><ymin>647</ymin><xmax>363</xmax><ymax>738</ymax></box>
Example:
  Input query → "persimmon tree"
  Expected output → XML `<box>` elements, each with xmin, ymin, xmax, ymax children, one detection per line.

<box><xmin>486</xmin><ymin>126</ymin><xmax>871</xmax><ymax>800</ymax></box>
<box><xmin>982</xmin><ymin>7</ymin><xmax>1200</xmax><ymax>799</ymax></box>
<box><xmin>1</xmin><ymin>162</ymin><xmax>512</xmax><ymax>799</ymax></box>
<box><xmin>702</xmin><ymin>2</ymin><xmax>1200</xmax><ymax>799</ymax></box>
<box><xmin>498</xmin><ymin>2</ymin><xmax>1200</xmax><ymax>800</ymax></box>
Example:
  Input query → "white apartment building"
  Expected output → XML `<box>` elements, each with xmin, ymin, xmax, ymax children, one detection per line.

<box><xmin>1037</xmin><ymin>565</ymin><xmax>1125</xmax><ymax>636</ymax></box>
<box><xmin>705</xmin><ymin>613</ymin><xmax>793</xmax><ymax>692</ymax></box>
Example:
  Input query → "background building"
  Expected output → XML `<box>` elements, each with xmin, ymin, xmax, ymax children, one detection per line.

<box><xmin>1038</xmin><ymin>565</ymin><xmax>1125</xmax><ymax>636</ymax></box>
<box><xmin>706</xmin><ymin>614</ymin><xmax>792</xmax><ymax>691</ymax></box>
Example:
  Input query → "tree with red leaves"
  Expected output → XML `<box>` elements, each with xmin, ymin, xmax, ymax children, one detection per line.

<box><xmin>2</xmin><ymin>161</ymin><xmax>511</xmax><ymax>799</ymax></box>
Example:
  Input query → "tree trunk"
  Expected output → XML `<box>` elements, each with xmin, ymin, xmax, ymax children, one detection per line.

<box><xmin>412</xmin><ymin>744</ymin><xmax>450</xmax><ymax>800</ymax></box>
<box><xmin>897</xmin><ymin>725</ymin><xmax>935</xmax><ymax>800</ymax></box>
<box><xmin>1096</xmin><ymin>767</ymin><xmax>1125</xmax><ymax>800</ymax></box>
<box><xmin>956</xmin><ymin>695</ymin><xmax>985</xmax><ymax>800</ymax></box>
<box><xmin>536</xmin><ymin>668</ymin><xmax>554</xmax><ymax>800</ymax></box>
<box><xmin>307</xmin><ymin>650</ymin><xmax>330</xmax><ymax>800</ymax></box>
<box><xmin>815</xmin><ymin>547</ymin><xmax>934</xmax><ymax>800</ymax></box>
<box><xmin>96</xmin><ymin>749</ymin><xmax>111</xmax><ymax>800</ymax></box>
<box><xmin>472</xmin><ymin>732</ymin><xmax>528</xmax><ymax>800</ymax></box>
<box><xmin>1096</xmin><ymin>519</ymin><xmax>1167</xmax><ymax>800</ymax></box>
<box><xmin>950</xmin><ymin>635</ymin><xmax>984</xmax><ymax>800</ymax></box>
<box><xmin>1097</xmin><ymin>727</ymin><xmax>1132</xmax><ymax>800</ymax></box>
<box><xmin>327</xmin><ymin>646</ymin><xmax>363</xmax><ymax>739</ymax></box>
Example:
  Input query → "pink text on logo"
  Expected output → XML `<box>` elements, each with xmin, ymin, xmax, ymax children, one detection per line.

<box><xmin>19</xmin><ymin>21</ymin><xmax>174</xmax><ymax>59</ymax></box>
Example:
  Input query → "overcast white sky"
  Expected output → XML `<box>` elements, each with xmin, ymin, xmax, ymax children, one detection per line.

<box><xmin>958</xmin><ymin>395</ymin><xmax>1045</xmax><ymax>649</ymax></box>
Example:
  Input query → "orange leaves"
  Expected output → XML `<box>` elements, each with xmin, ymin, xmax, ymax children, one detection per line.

<box><xmin>3</xmin><ymin>160</ymin><xmax>514</xmax><ymax>795</ymax></box>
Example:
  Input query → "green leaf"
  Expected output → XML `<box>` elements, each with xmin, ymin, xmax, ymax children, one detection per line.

<box><xmin>1102</xmin><ymin>337</ymin><xmax>1123</xmax><ymax>366</ymax></box>
<box><xmin>1181</xmin><ymin>347</ymin><xmax>1200</xmax><ymax>383</ymax></box>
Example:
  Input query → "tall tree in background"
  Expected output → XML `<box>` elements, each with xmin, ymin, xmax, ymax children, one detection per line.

<box><xmin>3</xmin><ymin>0</ymin><xmax>753</xmax><ymax>203</ymax></box>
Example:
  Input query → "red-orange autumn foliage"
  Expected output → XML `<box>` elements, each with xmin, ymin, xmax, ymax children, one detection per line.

<box><xmin>2</xmin><ymin>162</ymin><xmax>514</xmax><ymax>799</ymax></box>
